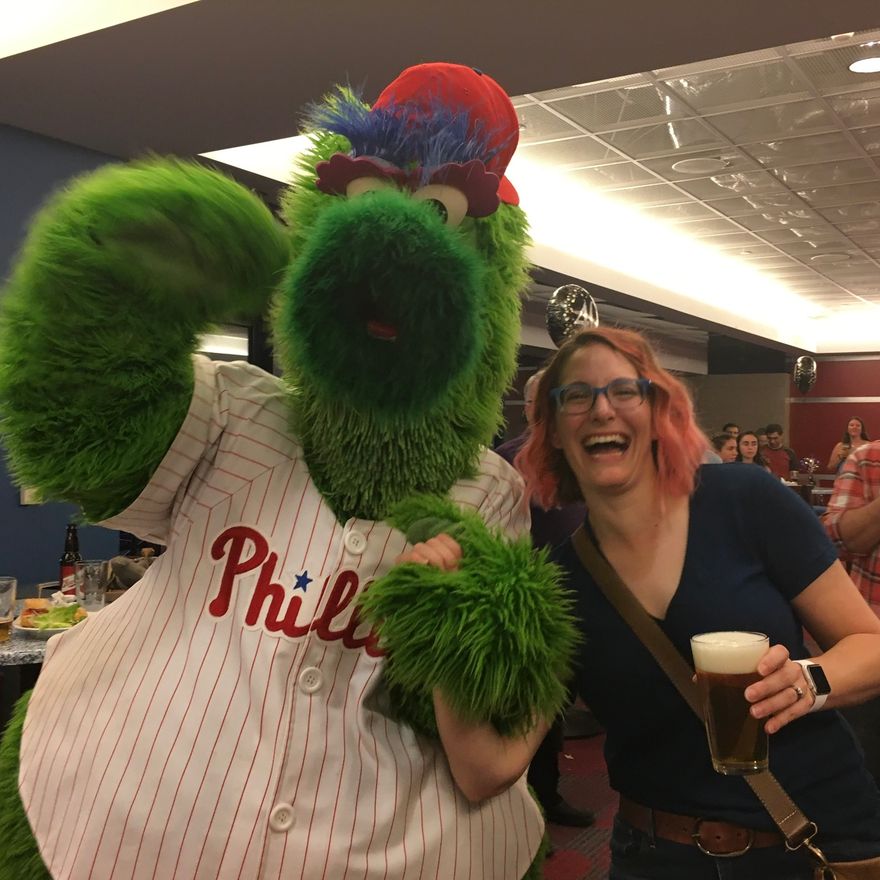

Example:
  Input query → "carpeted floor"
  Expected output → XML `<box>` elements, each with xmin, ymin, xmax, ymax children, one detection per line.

<box><xmin>543</xmin><ymin>734</ymin><xmax>615</xmax><ymax>880</ymax></box>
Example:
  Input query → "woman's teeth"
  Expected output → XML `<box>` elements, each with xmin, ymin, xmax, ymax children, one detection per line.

<box><xmin>583</xmin><ymin>434</ymin><xmax>628</xmax><ymax>453</ymax></box>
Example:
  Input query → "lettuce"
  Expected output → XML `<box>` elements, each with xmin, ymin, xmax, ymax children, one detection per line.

<box><xmin>32</xmin><ymin>604</ymin><xmax>86</xmax><ymax>630</ymax></box>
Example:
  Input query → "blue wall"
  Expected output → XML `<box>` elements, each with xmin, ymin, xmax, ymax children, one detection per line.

<box><xmin>0</xmin><ymin>125</ymin><xmax>120</xmax><ymax>588</ymax></box>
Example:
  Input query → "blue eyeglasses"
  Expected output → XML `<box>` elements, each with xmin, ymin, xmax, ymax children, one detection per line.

<box><xmin>550</xmin><ymin>378</ymin><xmax>652</xmax><ymax>415</ymax></box>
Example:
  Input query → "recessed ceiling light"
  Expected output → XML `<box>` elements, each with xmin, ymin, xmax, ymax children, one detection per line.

<box><xmin>850</xmin><ymin>56</ymin><xmax>880</xmax><ymax>73</ymax></box>
<box><xmin>850</xmin><ymin>42</ymin><xmax>880</xmax><ymax>73</ymax></box>
<box><xmin>670</xmin><ymin>157</ymin><xmax>729</xmax><ymax>175</ymax></box>
<box><xmin>809</xmin><ymin>253</ymin><xmax>851</xmax><ymax>264</ymax></box>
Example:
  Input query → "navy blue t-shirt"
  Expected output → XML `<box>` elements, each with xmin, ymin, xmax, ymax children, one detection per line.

<box><xmin>553</xmin><ymin>463</ymin><xmax>880</xmax><ymax>842</ymax></box>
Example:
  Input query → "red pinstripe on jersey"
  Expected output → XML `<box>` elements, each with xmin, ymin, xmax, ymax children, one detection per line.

<box><xmin>19</xmin><ymin>356</ymin><xmax>542</xmax><ymax>879</ymax></box>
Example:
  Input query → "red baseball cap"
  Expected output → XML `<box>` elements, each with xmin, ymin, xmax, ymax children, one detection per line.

<box><xmin>372</xmin><ymin>62</ymin><xmax>520</xmax><ymax>207</ymax></box>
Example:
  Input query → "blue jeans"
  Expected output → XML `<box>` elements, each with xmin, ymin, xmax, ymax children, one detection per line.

<box><xmin>608</xmin><ymin>816</ymin><xmax>880</xmax><ymax>880</ymax></box>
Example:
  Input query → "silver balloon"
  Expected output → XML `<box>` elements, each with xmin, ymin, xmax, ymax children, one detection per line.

<box><xmin>546</xmin><ymin>284</ymin><xmax>599</xmax><ymax>347</ymax></box>
<box><xmin>793</xmin><ymin>355</ymin><xmax>817</xmax><ymax>394</ymax></box>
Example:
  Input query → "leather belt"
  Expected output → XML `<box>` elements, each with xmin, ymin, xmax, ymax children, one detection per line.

<box><xmin>618</xmin><ymin>797</ymin><xmax>784</xmax><ymax>857</ymax></box>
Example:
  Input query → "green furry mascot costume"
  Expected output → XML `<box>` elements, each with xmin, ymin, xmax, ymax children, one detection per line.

<box><xmin>0</xmin><ymin>63</ymin><xmax>576</xmax><ymax>879</ymax></box>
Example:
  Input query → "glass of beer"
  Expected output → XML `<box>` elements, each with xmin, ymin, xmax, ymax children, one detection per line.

<box><xmin>0</xmin><ymin>577</ymin><xmax>17</xmax><ymax>642</ymax></box>
<box><xmin>691</xmin><ymin>631</ymin><xmax>769</xmax><ymax>775</ymax></box>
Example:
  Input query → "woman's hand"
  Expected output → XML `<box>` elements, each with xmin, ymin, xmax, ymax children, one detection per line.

<box><xmin>395</xmin><ymin>533</ymin><xmax>462</xmax><ymax>571</ymax></box>
<box><xmin>744</xmin><ymin>644</ymin><xmax>813</xmax><ymax>734</ymax></box>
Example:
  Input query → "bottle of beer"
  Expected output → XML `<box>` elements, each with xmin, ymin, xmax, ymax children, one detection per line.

<box><xmin>59</xmin><ymin>523</ymin><xmax>82</xmax><ymax>595</ymax></box>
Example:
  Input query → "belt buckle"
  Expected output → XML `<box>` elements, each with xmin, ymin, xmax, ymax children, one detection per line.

<box><xmin>691</xmin><ymin>817</ymin><xmax>754</xmax><ymax>858</ymax></box>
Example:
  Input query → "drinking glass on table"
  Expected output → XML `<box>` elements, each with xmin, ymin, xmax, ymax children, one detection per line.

<box><xmin>0</xmin><ymin>577</ymin><xmax>17</xmax><ymax>642</ymax></box>
<box><xmin>691</xmin><ymin>631</ymin><xmax>769</xmax><ymax>775</ymax></box>
<box><xmin>74</xmin><ymin>560</ymin><xmax>110</xmax><ymax>612</ymax></box>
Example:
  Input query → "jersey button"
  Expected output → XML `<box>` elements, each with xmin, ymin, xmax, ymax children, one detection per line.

<box><xmin>344</xmin><ymin>530</ymin><xmax>366</xmax><ymax>555</ymax></box>
<box><xmin>299</xmin><ymin>666</ymin><xmax>324</xmax><ymax>694</ymax></box>
<box><xmin>269</xmin><ymin>802</ymin><xmax>295</xmax><ymax>832</ymax></box>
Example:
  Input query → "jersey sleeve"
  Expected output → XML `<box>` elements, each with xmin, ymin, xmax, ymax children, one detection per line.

<box><xmin>449</xmin><ymin>448</ymin><xmax>531</xmax><ymax>542</ymax></box>
<box><xmin>98</xmin><ymin>355</ymin><xmax>222</xmax><ymax>543</ymax></box>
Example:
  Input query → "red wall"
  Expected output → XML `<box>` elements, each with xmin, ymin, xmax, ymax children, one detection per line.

<box><xmin>789</xmin><ymin>358</ymin><xmax>880</xmax><ymax>471</ymax></box>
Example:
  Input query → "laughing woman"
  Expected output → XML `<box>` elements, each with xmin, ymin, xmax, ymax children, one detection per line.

<box><xmin>516</xmin><ymin>327</ymin><xmax>880</xmax><ymax>879</ymax></box>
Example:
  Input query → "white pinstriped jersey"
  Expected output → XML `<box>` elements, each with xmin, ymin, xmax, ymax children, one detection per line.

<box><xmin>19</xmin><ymin>355</ymin><xmax>543</xmax><ymax>880</ymax></box>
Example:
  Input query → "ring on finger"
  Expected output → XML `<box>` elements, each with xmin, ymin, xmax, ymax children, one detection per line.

<box><xmin>791</xmin><ymin>684</ymin><xmax>805</xmax><ymax>700</ymax></box>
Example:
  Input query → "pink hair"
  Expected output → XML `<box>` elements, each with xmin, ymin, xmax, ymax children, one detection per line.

<box><xmin>516</xmin><ymin>327</ymin><xmax>709</xmax><ymax>508</ymax></box>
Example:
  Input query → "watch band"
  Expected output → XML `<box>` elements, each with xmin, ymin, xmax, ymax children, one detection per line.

<box><xmin>793</xmin><ymin>659</ymin><xmax>829</xmax><ymax>712</ymax></box>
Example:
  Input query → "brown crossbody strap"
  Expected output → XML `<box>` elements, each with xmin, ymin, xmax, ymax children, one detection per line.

<box><xmin>571</xmin><ymin>524</ymin><xmax>816</xmax><ymax>848</ymax></box>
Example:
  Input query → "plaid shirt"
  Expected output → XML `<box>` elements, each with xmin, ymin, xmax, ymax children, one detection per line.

<box><xmin>824</xmin><ymin>440</ymin><xmax>880</xmax><ymax>610</ymax></box>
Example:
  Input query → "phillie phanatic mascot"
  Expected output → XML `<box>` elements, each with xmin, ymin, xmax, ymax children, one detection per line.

<box><xmin>0</xmin><ymin>63</ymin><xmax>577</xmax><ymax>879</ymax></box>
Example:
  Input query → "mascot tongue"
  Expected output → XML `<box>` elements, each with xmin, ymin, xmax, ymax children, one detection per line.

<box><xmin>367</xmin><ymin>318</ymin><xmax>398</xmax><ymax>341</ymax></box>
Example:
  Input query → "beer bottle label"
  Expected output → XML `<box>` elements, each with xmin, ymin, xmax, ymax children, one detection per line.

<box><xmin>60</xmin><ymin>565</ymin><xmax>76</xmax><ymax>595</ymax></box>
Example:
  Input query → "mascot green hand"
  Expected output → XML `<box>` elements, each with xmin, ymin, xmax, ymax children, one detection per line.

<box><xmin>0</xmin><ymin>63</ymin><xmax>577</xmax><ymax>880</ymax></box>
<box><xmin>360</xmin><ymin>493</ymin><xmax>577</xmax><ymax>738</ymax></box>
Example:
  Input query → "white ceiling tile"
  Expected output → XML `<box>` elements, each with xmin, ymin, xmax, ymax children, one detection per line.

<box><xmin>774</xmin><ymin>240</ymin><xmax>863</xmax><ymax>257</ymax></box>
<box><xmin>742</xmin><ymin>131</ymin><xmax>860</xmax><ymax>167</ymax></box>
<box><xmin>569</xmin><ymin>162</ymin><xmax>659</xmax><ymax>189</ymax></box>
<box><xmin>800</xmin><ymin>181</ymin><xmax>880</xmax><ymax>207</ymax></box>
<box><xmin>674</xmin><ymin>170</ymin><xmax>785</xmax><ymax>200</ymax></box>
<box><xmin>757</xmin><ymin>225</ymin><xmax>848</xmax><ymax>244</ymax></box>
<box><xmin>516</xmin><ymin>104</ymin><xmax>583</xmax><ymax>143</ymax></box>
<box><xmin>551</xmin><ymin>85</ymin><xmax>691</xmax><ymax>132</ymax></box>
<box><xmin>786</xmin><ymin>30</ymin><xmax>880</xmax><ymax>57</ymax></box>
<box><xmin>850</xmin><ymin>126</ymin><xmax>880</xmax><ymax>155</ymax></box>
<box><xmin>828</xmin><ymin>89</ymin><xmax>880</xmax><ymax>128</ymax></box>
<box><xmin>705</xmin><ymin>192</ymin><xmax>816</xmax><ymax>217</ymax></box>
<box><xmin>528</xmin><ymin>74</ymin><xmax>648</xmax><ymax>103</ymax></box>
<box><xmin>596</xmin><ymin>119</ymin><xmax>722</xmax><ymax>158</ymax></box>
<box><xmin>733</xmin><ymin>254</ymin><xmax>803</xmax><ymax>268</ymax></box>
<box><xmin>672</xmin><ymin>217</ymin><xmax>748</xmax><ymax>236</ymax></box>
<box><xmin>639</xmin><ymin>148</ymin><xmax>758</xmax><ymax>178</ymax></box>
<box><xmin>663</xmin><ymin>61</ymin><xmax>809</xmax><ymax>113</ymax></box>
<box><xmin>706</xmin><ymin>100</ymin><xmax>837</xmax><ymax>143</ymax></box>
<box><xmin>516</xmin><ymin>135</ymin><xmax>619</xmax><ymax>168</ymax></box>
<box><xmin>835</xmin><ymin>218</ymin><xmax>880</xmax><ymax>235</ymax></box>
<box><xmin>655</xmin><ymin>48</ymin><xmax>780</xmax><ymax>78</ymax></box>
<box><xmin>845</xmin><ymin>234</ymin><xmax>880</xmax><ymax>250</ymax></box>
<box><xmin>600</xmin><ymin>183</ymin><xmax>693</xmax><ymax>207</ymax></box>
<box><xmin>791</xmin><ymin>46</ymin><xmax>880</xmax><ymax>95</ymax></box>
<box><xmin>820</xmin><ymin>201</ymin><xmax>880</xmax><ymax>223</ymax></box>
<box><xmin>770</xmin><ymin>158</ymin><xmax>879</xmax><ymax>188</ymax></box>
<box><xmin>732</xmin><ymin>206</ymin><xmax>823</xmax><ymax>228</ymax></box>
<box><xmin>697</xmin><ymin>231</ymin><xmax>774</xmax><ymax>249</ymax></box>
<box><xmin>638</xmin><ymin>201</ymin><xmax>717</xmax><ymax>222</ymax></box>
<box><xmin>724</xmin><ymin>243</ymin><xmax>780</xmax><ymax>258</ymax></box>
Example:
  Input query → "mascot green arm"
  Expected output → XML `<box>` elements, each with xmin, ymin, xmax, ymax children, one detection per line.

<box><xmin>0</xmin><ymin>159</ymin><xmax>289</xmax><ymax>520</ymax></box>
<box><xmin>359</xmin><ymin>494</ymin><xmax>580</xmax><ymax>738</ymax></box>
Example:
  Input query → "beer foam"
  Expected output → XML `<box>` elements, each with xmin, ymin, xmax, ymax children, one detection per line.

<box><xmin>691</xmin><ymin>631</ymin><xmax>768</xmax><ymax>674</ymax></box>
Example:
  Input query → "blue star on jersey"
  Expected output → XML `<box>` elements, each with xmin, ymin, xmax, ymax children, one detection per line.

<box><xmin>293</xmin><ymin>570</ymin><xmax>313</xmax><ymax>592</ymax></box>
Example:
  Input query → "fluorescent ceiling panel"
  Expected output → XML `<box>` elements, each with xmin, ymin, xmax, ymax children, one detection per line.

<box><xmin>204</xmin><ymin>134</ymin><xmax>830</xmax><ymax>351</ymax></box>
<box><xmin>1</xmin><ymin>0</ymin><xmax>199</xmax><ymax>60</ymax></box>
<box><xmin>201</xmin><ymin>135</ymin><xmax>312</xmax><ymax>183</ymax></box>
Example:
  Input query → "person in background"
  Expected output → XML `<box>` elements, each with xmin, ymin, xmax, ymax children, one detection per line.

<box><xmin>516</xmin><ymin>326</ymin><xmax>880</xmax><ymax>878</ymax></box>
<box><xmin>762</xmin><ymin>422</ymin><xmax>798</xmax><ymax>479</ymax></box>
<box><xmin>823</xmin><ymin>439</ymin><xmax>880</xmax><ymax>784</ymax></box>
<box><xmin>711</xmin><ymin>432</ymin><xmax>738</xmax><ymax>463</ymax></box>
<box><xmin>496</xmin><ymin>370</ymin><xmax>595</xmax><ymax>828</ymax></box>
<box><xmin>722</xmin><ymin>422</ymin><xmax>740</xmax><ymax>438</ymax></box>
<box><xmin>758</xmin><ymin>428</ymin><xmax>769</xmax><ymax>450</ymax></box>
<box><xmin>736</xmin><ymin>430</ymin><xmax>770</xmax><ymax>470</ymax></box>
<box><xmin>823</xmin><ymin>439</ymin><xmax>880</xmax><ymax>616</ymax></box>
<box><xmin>827</xmin><ymin>417</ymin><xmax>870</xmax><ymax>473</ymax></box>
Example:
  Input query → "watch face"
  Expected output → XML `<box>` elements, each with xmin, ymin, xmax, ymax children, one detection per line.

<box><xmin>807</xmin><ymin>664</ymin><xmax>831</xmax><ymax>696</ymax></box>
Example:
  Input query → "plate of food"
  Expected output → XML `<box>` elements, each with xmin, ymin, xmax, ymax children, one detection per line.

<box><xmin>13</xmin><ymin>599</ymin><xmax>87</xmax><ymax>639</ymax></box>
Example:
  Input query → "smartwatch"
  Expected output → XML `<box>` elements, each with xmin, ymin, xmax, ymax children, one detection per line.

<box><xmin>794</xmin><ymin>659</ymin><xmax>831</xmax><ymax>712</ymax></box>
